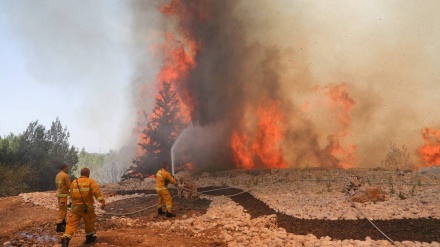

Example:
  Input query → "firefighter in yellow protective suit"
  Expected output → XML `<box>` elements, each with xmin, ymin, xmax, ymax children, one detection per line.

<box><xmin>55</xmin><ymin>164</ymin><xmax>71</xmax><ymax>232</ymax></box>
<box><xmin>156</xmin><ymin>162</ymin><xmax>177</xmax><ymax>218</ymax></box>
<box><xmin>61</xmin><ymin>168</ymin><xmax>105</xmax><ymax>247</ymax></box>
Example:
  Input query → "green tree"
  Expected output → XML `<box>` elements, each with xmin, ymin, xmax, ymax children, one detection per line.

<box><xmin>90</xmin><ymin>149</ymin><xmax>128</xmax><ymax>183</ymax></box>
<box><xmin>76</xmin><ymin>147</ymin><xmax>107</xmax><ymax>177</ymax></box>
<box><xmin>124</xmin><ymin>81</ymin><xmax>184</xmax><ymax>179</ymax></box>
<box><xmin>40</xmin><ymin>117</ymin><xmax>78</xmax><ymax>189</ymax></box>
<box><xmin>0</xmin><ymin>118</ymin><xmax>78</xmax><ymax>194</ymax></box>
<box><xmin>0</xmin><ymin>133</ymin><xmax>22</xmax><ymax>165</ymax></box>
<box><xmin>20</xmin><ymin>119</ymin><xmax>78</xmax><ymax>191</ymax></box>
<box><xmin>19</xmin><ymin>120</ymin><xmax>51</xmax><ymax>166</ymax></box>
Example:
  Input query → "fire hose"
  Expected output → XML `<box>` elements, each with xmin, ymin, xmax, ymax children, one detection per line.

<box><xmin>102</xmin><ymin>188</ymin><xmax>406</xmax><ymax>246</ymax></box>
<box><xmin>102</xmin><ymin>186</ymin><xmax>249</xmax><ymax>216</ymax></box>
<box><xmin>347</xmin><ymin>198</ymin><xmax>407</xmax><ymax>247</ymax></box>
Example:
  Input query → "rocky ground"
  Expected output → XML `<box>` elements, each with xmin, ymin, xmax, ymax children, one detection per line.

<box><xmin>1</xmin><ymin>167</ymin><xmax>440</xmax><ymax>247</ymax></box>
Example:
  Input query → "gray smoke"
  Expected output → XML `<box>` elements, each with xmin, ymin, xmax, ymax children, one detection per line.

<box><xmin>8</xmin><ymin>0</ymin><xmax>440</xmax><ymax>169</ymax></box>
<box><xmin>150</xmin><ymin>0</ymin><xmax>440</xmax><ymax>168</ymax></box>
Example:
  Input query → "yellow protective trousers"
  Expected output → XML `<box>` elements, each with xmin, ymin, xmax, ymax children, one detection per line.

<box><xmin>62</xmin><ymin>205</ymin><xmax>96</xmax><ymax>239</ymax></box>
<box><xmin>156</xmin><ymin>188</ymin><xmax>173</xmax><ymax>213</ymax></box>
<box><xmin>57</xmin><ymin>197</ymin><xmax>68</xmax><ymax>224</ymax></box>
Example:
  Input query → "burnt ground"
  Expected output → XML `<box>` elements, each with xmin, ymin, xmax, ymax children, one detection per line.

<box><xmin>2</xmin><ymin>187</ymin><xmax>439</xmax><ymax>246</ymax></box>
<box><xmin>203</xmin><ymin>187</ymin><xmax>440</xmax><ymax>242</ymax></box>
<box><xmin>107</xmin><ymin>187</ymin><xmax>440</xmax><ymax>242</ymax></box>
<box><xmin>104</xmin><ymin>192</ymin><xmax>211</xmax><ymax>221</ymax></box>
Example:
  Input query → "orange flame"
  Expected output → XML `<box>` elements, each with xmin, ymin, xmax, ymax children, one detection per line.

<box><xmin>135</xmin><ymin>1</ymin><xmax>203</xmax><ymax>156</ymax></box>
<box><xmin>231</xmin><ymin>99</ymin><xmax>287</xmax><ymax>169</ymax></box>
<box><xmin>324</xmin><ymin>84</ymin><xmax>356</xmax><ymax>168</ymax></box>
<box><xmin>154</xmin><ymin>32</ymin><xmax>196</xmax><ymax>123</ymax></box>
<box><xmin>325</xmin><ymin>84</ymin><xmax>355</xmax><ymax>133</ymax></box>
<box><xmin>418</xmin><ymin>127</ymin><xmax>440</xmax><ymax>167</ymax></box>
<box><xmin>183</xmin><ymin>162</ymin><xmax>195</xmax><ymax>170</ymax></box>
<box><xmin>158</xmin><ymin>1</ymin><xmax>205</xmax><ymax>123</ymax></box>
<box><xmin>174</xmin><ymin>162</ymin><xmax>195</xmax><ymax>172</ymax></box>
<box><xmin>306</xmin><ymin>83</ymin><xmax>356</xmax><ymax>168</ymax></box>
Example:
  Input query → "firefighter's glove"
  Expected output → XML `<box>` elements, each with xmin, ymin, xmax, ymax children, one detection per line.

<box><xmin>100</xmin><ymin>203</ymin><xmax>106</xmax><ymax>210</ymax></box>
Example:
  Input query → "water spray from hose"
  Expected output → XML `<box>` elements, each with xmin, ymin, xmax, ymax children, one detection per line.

<box><xmin>171</xmin><ymin>144</ymin><xmax>175</xmax><ymax>176</ymax></box>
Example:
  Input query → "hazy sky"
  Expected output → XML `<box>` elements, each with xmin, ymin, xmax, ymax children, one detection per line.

<box><xmin>0</xmin><ymin>1</ymin><xmax>140</xmax><ymax>153</ymax></box>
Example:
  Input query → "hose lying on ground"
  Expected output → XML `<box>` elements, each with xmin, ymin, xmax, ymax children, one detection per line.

<box><xmin>347</xmin><ymin>198</ymin><xmax>407</xmax><ymax>247</ymax></box>
<box><xmin>103</xmin><ymin>187</ymin><xmax>407</xmax><ymax>247</ymax></box>
<box><xmin>102</xmin><ymin>186</ymin><xmax>248</xmax><ymax>216</ymax></box>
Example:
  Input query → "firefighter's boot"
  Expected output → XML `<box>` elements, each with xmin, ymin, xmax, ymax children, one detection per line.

<box><xmin>61</xmin><ymin>237</ymin><xmax>70</xmax><ymax>247</ymax></box>
<box><xmin>158</xmin><ymin>208</ymin><xmax>166</xmax><ymax>215</ymax></box>
<box><xmin>85</xmin><ymin>234</ymin><xmax>97</xmax><ymax>244</ymax></box>
<box><xmin>56</xmin><ymin>223</ymin><xmax>66</xmax><ymax>232</ymax></box>
<box><xmin>166</xmin><ymin>212</ymin><xmax>176</xmax><ymax>218</ymax></box>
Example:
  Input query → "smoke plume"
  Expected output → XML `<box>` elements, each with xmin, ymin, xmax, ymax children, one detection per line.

<box><xmin>10</xmin><ymin>0</ymin><xmax>440</xmax><ymax>169</ymax></box>
<box><xmin>136</xmin><ymin>0</ymin><xmax>440</xmax><ymax>169</ymax></box>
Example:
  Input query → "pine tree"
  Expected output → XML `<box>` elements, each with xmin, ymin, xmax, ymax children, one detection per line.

<box><xmin>47</xmin><ymin>117</ymin><xmax>79</xmax><ymax>173</ymax></box>
<box><xmin>123</xmin><ymin>81</ymin><xmax>184</xmax><ymax>179</ymax></box>
<box><xmin>35</xmin><ymin>118</ymin><xmax>78</xmax><ymax>189</ymax></box>
<box><xmin>4</xmin><ymin>118</ymin><xmax>78</xmax><ymax>191</ymax></box>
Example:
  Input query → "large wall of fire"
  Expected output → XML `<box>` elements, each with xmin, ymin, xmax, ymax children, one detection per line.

<box><xmin>134</xmin><ymin>0</ymin><xmax>440</xmax><ymax>170</ymax></box>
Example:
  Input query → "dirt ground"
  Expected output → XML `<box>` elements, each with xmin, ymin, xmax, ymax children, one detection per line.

<box><xmin>1</xmin><ymin>187</ymin><xmax>440</xmax><ymax>246</ymax></box>
<box><xmin>0</xmin><ymin>194</ymin><xmax>223</xmax><ymax>247</ymax></box>
<box><xmin>0</xmin><ymin>196</ymin><xmax>54</xmax><ymax>242</ymax></box>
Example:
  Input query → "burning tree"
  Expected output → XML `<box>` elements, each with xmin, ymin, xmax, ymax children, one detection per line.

<box><xmin>123</xmin><ymin>81</ymin><xmax>184</xmax><ymax>179</ymax></box>
<box><xmin>132</xmin><ymin>1</ymin><xmax>359</xmax><ymax>171</ymax></box>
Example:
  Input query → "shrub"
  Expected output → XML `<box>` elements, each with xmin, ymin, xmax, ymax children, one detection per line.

<box><xmin>253</xmin><ymin>177</ymin><xmax>259</xmax><ymax>186</ymax></box>
<box><xmin>389</xmin><ymin>176</ymin><xmax>395</xmax><ymax>195</ymax></box>
<box><xmin>410</xmin><ymin>185</ymin><xmax>416</xmax><ymax>196</ymax></box>
<box><xmin>381</xmin><ymin>143</ymin><xmax>413</xmax><ymax>170</ymax></box>
<box><xmin>221</xmin><ymin>180</ymin><xmax>228</xmax><ymax>187</ymax></box>
<box><xmin>0</xmin><ymin>164</ymin><xmax>32</xmax><ymax>196</ymax></box>
<box><xmin>315</xmin><ymin>175</ymin><xmax>322</xmax><ymax>183</ymax></box>
<box><xmin>398</xmin><ymin>191</ymin><xmax>406</xmax><ymax>200</ymax></box>
<box><xmin>326</xmin><ymin>180</ymin><xmax>332</xmax><ymax>192</ymax></box>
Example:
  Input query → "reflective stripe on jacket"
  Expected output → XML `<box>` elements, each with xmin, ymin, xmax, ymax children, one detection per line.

<box><xmin>155</xmin><ymin>168</ymin><xmax>176</xmax><ymax>189</ymax></box>
<box><xmin>55</xmin><ymin>171</ymin><xmax>71</xmax><ymax>197</ymax></box>
<box><xmin>70</xmin><ymin>176</ymin><xmax>105</xmax><ymax>206</ymax></box>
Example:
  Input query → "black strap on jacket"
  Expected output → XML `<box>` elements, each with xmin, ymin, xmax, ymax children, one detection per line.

<box><xmin>75</xmin><ymin>179</ymin><xmax>88</xmax><ymax>213</ymax></box>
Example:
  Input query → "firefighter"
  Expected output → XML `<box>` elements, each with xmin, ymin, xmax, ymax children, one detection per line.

<box><xmin>156</xmin><ymin>162</ymin><xmax>177</xmax><ymax>218</ymax></box>
<box><xmin>60</xmin><ymin>168</ymin><xmax>105</xmax><ymax>247</ymax></box>
<box><xmin>55</xmin><ymin>164</ymin><xmax>71</xmax><ymax>232</ymax></box>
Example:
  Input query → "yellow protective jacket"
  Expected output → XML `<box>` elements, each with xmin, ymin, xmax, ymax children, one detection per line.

<box><xmin>55</xmin><ymin>171</ymin><xmax>71</xmax><ymax>197</ymax></box>
<box><xmin>155</xmin><ymin>168</ymin><xmax>176</xmax><ymax>190</ymax></box>
<box><xmin>70</xmin><ymin>176</ymin><xmax>105</xmax><ymax>206</ymax></box>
